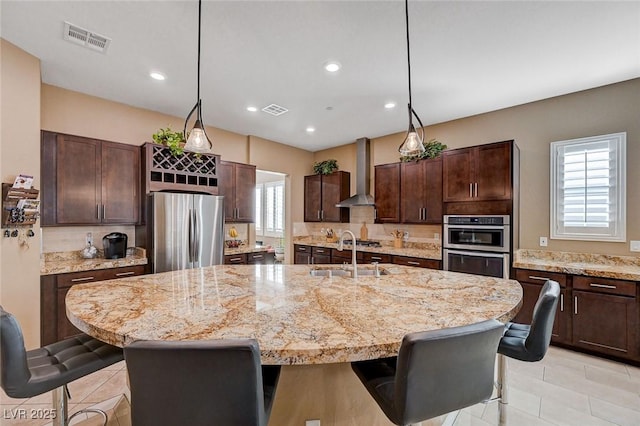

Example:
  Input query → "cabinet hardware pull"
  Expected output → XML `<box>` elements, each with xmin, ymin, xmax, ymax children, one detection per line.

<box><xmin>371</xmin><ymin>256</ymin><xmax>382</xmax><ymax>260</ymax></box>
<box><xmin>96</xmin><ymin>204</ymin><xmax>100</xmax><ymax>220</ymax></box>
<box><xmin>317</xmin><ymin>249</ymin><xmax>324</xmax><ymax>253</ymax></box>
<box><xmin>115</xmin><ymin>271</ymin><xmax>135</xmax><ymax>277</ymax></box>
<box><xmin>230</xmin><ymin>257</ymin><xmax>243</xmax><ymax>262</ymax></box>
<box><xmin>252</xmin><ymin>255</ymin><xmax>263</xmax><ymax>259</ymax></box>
<box><xmin>408</xmin><ymin>261</ymin><xmax>420</xmax><ymax>266</ymax></box>
<box><xmin>528</xmin><ymin>276</ymin><xmax>550</xmax><ymax>281</ymax></box>
<box><xmin>317</xmin><ymin>210</ymin><xmax>321</xmax><ymax>220</ymax></box>
<box><xmin>423</xmin><ymin>207</ymin><xmax>427</xmax><ymax>221</ymax></box>
<box><xmin>474</xmin><ymin>182</ymin><xmax>478</xmax><ymax>198</ymax></box>
<box><xmin>71</xmin><ymin>276</ymin><xmax>95</xmax><ymax>282</ymax></box>
<box><xmin>574</xmin><ymin>296</ymin><xmax>578</xmax><ymax>315</ymax></box>
<box><xmin>560</xmin><ymin>294</ymin><xmax>564</xmax><ymax>312</ymax></box>
<box><xmin>589</xmin><ymin>283</ymin><xmax>616</xmax><ymax>289</ymax></box>
<box><xmin>102</xmin><ymin>204</ymin><xmax>106</xmax><ymax>220</ymax></box>
<box><xmin>299</xmin><ymin>247</ymin><xmax>306</xmax><ymax>251</ymax></box>
<box><xmin>469</xmin><ymin>183</ymin><xmax>473</xmax><ymax>198</ymax></box>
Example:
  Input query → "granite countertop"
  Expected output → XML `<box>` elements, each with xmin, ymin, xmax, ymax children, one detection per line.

<box><xmin>41</xmin><ymin>248</ymin><xmax>148</xmax><ymax>275</ymax></box>
<box><xmin>66</xmin><ymin>264</ymin><xmax>521</xmax><ymax>365</ymax></box>
<box><xmin>513</xmin><ymin>249</ymin><xmax>640</xmax><ymax>281</ymax></box>
<box><xmin>224</xmin><ymin>245</ymin><xmax>274</xmax><ymax>256</ymax></box>
<box><xmin>293</xmin><ymin>236</ymin><xmax>442</xmax><ymax>261</ymax></box>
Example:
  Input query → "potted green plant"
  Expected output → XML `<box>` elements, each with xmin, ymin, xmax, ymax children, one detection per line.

<box><xmin>312</xmin><ymin>159</ymin><xmax>339</xmax><ymax>175</ymax></box>
<box><xmin>399</xmin><ymin>139</ymin><xmax>447</xmax><ymax>162</ymax></box>
<box><xmin>152</xmin><ymin>127</ymin><xmax>186</xmax><ymax>157</ymax></box>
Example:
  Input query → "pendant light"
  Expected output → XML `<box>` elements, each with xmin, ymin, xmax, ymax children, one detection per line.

<box><xmin>398</xmin><ymin>0</ymin><xmax>426</xmax><ymax>157</ymax></box>
<box><xmin>183</xmin><ymin>0</ymin><xmax>212</xmax><ymax>154</ymax></box>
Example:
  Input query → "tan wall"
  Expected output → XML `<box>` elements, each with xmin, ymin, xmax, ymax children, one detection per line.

<box><xmin>0</xmin><ymin>39</ymin><xmax>42</xmax><ymax>348</ymax></box>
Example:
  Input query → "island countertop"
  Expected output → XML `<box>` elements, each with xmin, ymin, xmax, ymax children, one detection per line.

<box><xmin>66</xmin><ymin>264</ymin><xmax>522</xmax><ymax>365</ymax></box>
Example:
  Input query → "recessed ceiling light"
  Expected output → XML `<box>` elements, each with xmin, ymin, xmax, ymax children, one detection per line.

<box><xmin>306</xmin><ymin>127</ymin><xmax>316</xmax><ymax>133</ymax></box>
<box><xmin>324</xmin><ymin>62</ymin><xmax>341</xmax><ymax>73</ymax></box>
<box><xmin>384</xmin><ymin>102</ymin><xmax>396</xmax><ymax>109</ymax></box>
<box><xmin>246</xmin><ymin>106</ymin><xmax>258</xmax><ymax>112</ymax></box>
<box><xmin>150</xmin><ymin>72</ymin><xmax>165</xmax><ymax>81</ymax></box>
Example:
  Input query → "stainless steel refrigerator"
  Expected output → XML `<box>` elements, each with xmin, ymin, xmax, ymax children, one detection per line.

<box><xmin>146</xmin><ymin>192</ymin><xmax>225</xmax><ymax>273</ymax></box>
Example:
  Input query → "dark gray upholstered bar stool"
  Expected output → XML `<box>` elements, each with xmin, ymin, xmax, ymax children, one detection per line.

<box><xmin>124</xmin><ymin>339</ymin><xmax>281</xmax><ymax>426</ymax></box>
<box><xmin>0</xmin><ymin>306</ymin><xmax>124</xmax><ymax>426</ymax></box>
<box><xmin>351</xmin><ymin>319</ymin><xmax>505</xmax><ymax>426</ymax></box>
<box><xmin>495</xmin><ymin>279</ymin><xmax>560</xmax><ymax>425</ymax></box>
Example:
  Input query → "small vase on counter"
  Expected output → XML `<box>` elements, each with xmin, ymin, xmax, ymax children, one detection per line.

<box><xmin>360</xmin><ymin>222</ymin><xmax>368</xmax><ymax>241</ymax></box>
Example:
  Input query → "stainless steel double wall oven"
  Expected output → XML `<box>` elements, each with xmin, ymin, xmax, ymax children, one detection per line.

<box><xmin>443</xmin><ymin>215</ymin><xmax>511</xmax><ymax>279</ymax></box>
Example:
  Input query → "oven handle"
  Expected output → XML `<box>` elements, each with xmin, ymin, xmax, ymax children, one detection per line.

<box><xmin>444</xmin><ymin>224</ymin><xmax>510</xmax><ymax>230</ymax></box>
<box><xmin>443</xmin><ymin>249</ymin><xmax>509</xmax><ymax>258</ymax></box>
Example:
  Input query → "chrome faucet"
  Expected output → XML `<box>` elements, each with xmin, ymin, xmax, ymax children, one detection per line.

<box><xmin>338</xmin><ymin>230</ymin><xmax>358</xmax><ymax>278</ymax></box>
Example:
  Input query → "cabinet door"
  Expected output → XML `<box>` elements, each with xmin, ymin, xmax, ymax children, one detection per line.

<box><xmin>374</xmin><ymin>163</ymin><xmax>401</xmax><ymax>223</ymax></box>
<box><xmin>442</xmin><ymin>148</ymin><xmax>474</xmax><ymax>202</ymax></box>
<box><xmin>423</xmin><ymin>158</ymin><xmax>443</xmax><ymax>223</ymax></box>
<box><xmin>225</xmin><ymin>254</ymin><xmax>247</xmax><ymax>264</ymax></box>
<box><xmin>56</xmin><ymin>134</ymin><xmax>102</xmax><ymax>224</ymax></box>
<box><xmin>294</xmin><ymin>245</ymin><xmax>312</xmax><ymax>264</ymax></box>
<box><xmin>474</xmin><ymin>142</ymin><xmax>512</xmax><ymax>201</ymax></box>
<box><xmin>101</xmin><ymin>141</ymin><xmax>140</xmax><ymax>223</ymax></box>
<box><xmin>247</xmin><ymin>252</ymin><xmax>275</xmax><ymax>265</ymax></box>
<box><xmin>400</xmin><ymin>161</ymin><xmax>425</xmax><ymax>223</ymax></box>
<box><xmin>304</xmin><ymin>175</ymin><xmax>322</xmax><ymax>222</ymax></box>
<box><xmin>218</xmin><ymin>161</ymin><xmax>236</xmax><ymax>222</ymax></box>
<box><xmin>57</xmin><ymin>286</ymin><xmax>83</xmax><ymax>340</ymax></box>
<box><xmin>321</xmin><ymin>172</ymin><xmax>350</xmax><ymax>223</ymax></box>
<box><xmin>392</xmin><ymin>255</ymin><xmax>440</xmax><ymax>269</ymax></box>
<box><xmin>572</xmin><ymin>290</ymin><xmax>637</xmax><ymax>358</ymax></box>
<box><xmin>512</xmin><ymin>282</ymin><xmax>567</xmax><ymax>343</ymax></box>
<box><xmin>234</xmin><ymin>163</ymin><xmax>256</xmax><ymax>222</ymax></box>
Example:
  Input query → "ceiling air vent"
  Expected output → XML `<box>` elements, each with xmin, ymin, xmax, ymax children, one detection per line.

<box><xmin>63</xmin><ymin>21</ymin><xmax>111</xmax><ymax>53</ymax></box>
<box><xmin>262</xmin><ymin>104</ymin><xmax>289</xmax><ymax>116</ymax></box>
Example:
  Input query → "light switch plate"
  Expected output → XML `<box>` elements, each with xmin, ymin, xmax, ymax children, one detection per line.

<box><xmin>305</xmin><ymin>421</ymin><xmax>321</xmax><ymax>426</ymax></box>
<box><xmin>539</xmin><ymin>237</ymin><xmax>548</xmax><ymax>247</ymax></box>
<box><xmin>630</xmin><ymin>241</ymin><xmax>640</xmax><ymax>252</ymax></box>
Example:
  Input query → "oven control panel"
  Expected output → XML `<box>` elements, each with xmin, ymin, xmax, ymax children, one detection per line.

<box><xmin>444</xmin><ymin>215</ymin><xmax>509</xmax><ymax>226</ymax></box>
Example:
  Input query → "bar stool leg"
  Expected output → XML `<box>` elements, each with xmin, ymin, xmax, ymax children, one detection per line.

<box><xmin>51</xmin><ymin>386</ymin><xmax>67</xmax><ymax>426</ymax></box>
<box><xmin>497</xmin><ymin>354</ymin><xmax>508</xmax><ymax>426</ymax></box>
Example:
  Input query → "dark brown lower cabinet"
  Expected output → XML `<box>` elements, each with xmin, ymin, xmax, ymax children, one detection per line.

<box><xmin>247</xmin><ymin>252</ymin><xmax>275</xmax><ymax>265</ymax></box>
<box><xmin>362</xmin><ymin>252</ymin><xmax>391</xmax><ymax>264</ymax></box>
<box><xmin>41</xmin><ymin>265</ymin><xmax>145</xmax><ymax>345</ymax></box>
<box><xmin>392</xmin><ymin>255</ymin><xmax>441</xmax><ymax>270</ymax></box>
<box><xmin>294</xmin><ymin>245</ymin><xmax>312</xmax><ymax>264</ymax></box>
<box><xmin>514</xmin><ymin>269</ymin><xmax>639</xmax><ymax>362</ymax></box>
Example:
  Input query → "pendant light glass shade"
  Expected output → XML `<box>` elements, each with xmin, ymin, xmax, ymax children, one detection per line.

<box><xmin>183</xmin><ymin>0</ymin><xmax>212</xmax><ymax>154</ymax></box>
<box><xmin>398</xmin><ymin>0</ymin><xmax>426</xmax><ymax>157</ymax></box>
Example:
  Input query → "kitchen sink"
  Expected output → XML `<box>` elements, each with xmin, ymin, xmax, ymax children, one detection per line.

<box><xmin>309</xmin><ymin>266</ymin><xmax>388</xmax><ymax>278</ymax></box>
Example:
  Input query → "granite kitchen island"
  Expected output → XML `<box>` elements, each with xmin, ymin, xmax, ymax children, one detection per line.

<box><xmin>66</xmin><ymin>264</ymin><xmax>522</xmax><ymax>425</ymax></box>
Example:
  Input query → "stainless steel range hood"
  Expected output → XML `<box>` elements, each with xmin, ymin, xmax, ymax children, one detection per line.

<box><xmin>336</xmin><ymin>137</ymin><xmax>375</xmax><ymax>207</ymax></box>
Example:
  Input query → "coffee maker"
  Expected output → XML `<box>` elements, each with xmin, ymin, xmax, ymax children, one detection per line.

<box><xmin>102</xmin><ymin>232</ymin><xmax>128</xmax><ymax>259</ymax></box>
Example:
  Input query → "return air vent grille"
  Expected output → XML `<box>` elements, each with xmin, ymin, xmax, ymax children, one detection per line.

<box><xmin>63</xmin><ymin>21</ymin><xmax>111</xmax><ymax>53</ymax></box>
<box><xmin>262</xmin><ymin>104</ymin><xmax>289</xmax><ymax>116</ymax></box>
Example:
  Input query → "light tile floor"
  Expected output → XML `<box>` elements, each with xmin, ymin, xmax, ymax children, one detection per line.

<box><xmin>1</xmin><ymin>346</ymin><xmax>639</xmax><ymax>426</ymax></box>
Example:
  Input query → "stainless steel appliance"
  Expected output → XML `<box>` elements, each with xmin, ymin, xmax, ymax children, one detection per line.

<box><xmin>146</xmin><ymin>192</ymin><xmax>224</xmax><ymax>273</ymax></box>
<box><xmin>102</xmin><ymin>232</ymin><xmax>128</xmax><ymax>259</ymax></box>
<box><xmin>443</xmin><ymin>215</ymin><xmax>510</xmax><ymax>279</ymax></box>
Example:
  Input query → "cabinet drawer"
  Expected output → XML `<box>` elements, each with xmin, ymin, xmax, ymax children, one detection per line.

<box><xmin>515</xmin><ymin>269</ymin><xmax>567</xmax><ymax>287</ymax></box>
<box><xmin>294</xmin><ymin>245</ymin><xmax>311</xmax><ymax>253</ymax></box>
<box><xmin>312</xmin><ymin>247</ymin><xmax>329</xmax><ymax>256</ymax></box>
<box><xmin>572</xmin><ymin>276</ymin><xmax>636</xmax><ymax>297</ymax></box>
<box><xmin>362</xmin><ymin>252</ymin><xmax>391</xmax><ymax>263</ymax></box>
<box><xmin>225</xmin><ymin>254</ymin><xmax>247</xmax><ymax>264</ymax></box>
<box><xmin>392</xmin><ymin>256</ymin><xmax>440</xmax><ymax>269</ymax></box>
<box><xmin>331</xmin><ymin>249</ymin><xmax>363</xmax><ymax>263</ymax></box>
<box><xmin>56</xmin><ymin>269</ymin><xmax>112</xmax><ymax>288</ymax></box>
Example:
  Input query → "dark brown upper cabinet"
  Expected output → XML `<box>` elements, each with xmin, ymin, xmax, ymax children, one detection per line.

<box><xmin>374</xmin><ymin>158</ymin><xmax>442</xmax><ymax>224</ymax></box>
<box><xmin>442</xmin><ymin>141</ymin><xmax>512</xmax><ymax>203</ymax></box>
<box><xmin>304</xmin><ymin>171</ymin><xmax>350</xmax><ymax>223</ymax></box>
<box><xmin>218</xmin><ymin>160</ymin><xmax>256</xmax><ymax>223</ymax></box>
<box><xmin>41</xmin><ymin>131</ymin><xmax>140</xmax><ymax>225</ymax></box>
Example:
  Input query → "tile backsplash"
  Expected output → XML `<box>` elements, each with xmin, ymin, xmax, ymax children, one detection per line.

<box><xmin>41</xmin><ymin>226</ymin><xmax>136</xmax><ymax>253</ymax></box>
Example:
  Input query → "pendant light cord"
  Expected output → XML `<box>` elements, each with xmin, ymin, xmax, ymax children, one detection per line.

<box><xmin>405</xmin><ymin>0</ymin><xmax>412</xmax><ymax>109</ymax></box>
<box><xmin>197</xmin><ymin>0</ymin><xmax>202</xmax><ymax>102</ymax></box>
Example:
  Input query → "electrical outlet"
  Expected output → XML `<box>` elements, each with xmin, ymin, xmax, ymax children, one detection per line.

<box><xmin>305</xmin><ymin>420</ymin><xmax>321</xmax><ymax>426</ymax></box>
<box><xmin>630</xmin><ymin>241</ymin><xmax>640</xmax><ymax>252</ymax></box>
<box><xmin>539</xmin><ymin>237</ymin><xmax>548</xmax><ymax>247</ymax></box>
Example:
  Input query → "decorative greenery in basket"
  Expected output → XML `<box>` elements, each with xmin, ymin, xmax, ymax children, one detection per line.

<box><xmin>312</xmin><ymin>159</ymin><xmax>339</xmax><ymax>175</ymax></box>
<box><xmin>152</xmin><ymin>127</ymin><xmax>186</xmax><ymax>157</ymax></box>
<box><xmin>399</xmin><ymin>139</ymin><xmax>447</xmax><ymax>162</ymax></box>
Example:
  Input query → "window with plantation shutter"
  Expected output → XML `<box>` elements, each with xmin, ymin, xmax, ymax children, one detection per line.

<box><xmin>255</xmin><ymin>180</ymin><xmax>285</xmax><ymax>238</ymax></box>
<box><xmin>550</xmin><ymin>132</ymin><xmax>626</xmax><ymax>242</ymax></box>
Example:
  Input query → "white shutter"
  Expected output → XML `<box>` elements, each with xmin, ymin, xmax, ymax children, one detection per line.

<box><xmin>551</xmin><ymin>132</ymin><xmax>626</xmax><ymax>241</ymax></box>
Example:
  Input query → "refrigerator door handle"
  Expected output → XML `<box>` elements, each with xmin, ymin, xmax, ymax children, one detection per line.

<box><xmin>193</xmin><ymin>209</ymin><xmax>201</xmax><ymax>265</ymax></box>
<box><xmin>187</xmin><ymin>209</ymin><xmax>194</xmax><ymax>263</ymax></box>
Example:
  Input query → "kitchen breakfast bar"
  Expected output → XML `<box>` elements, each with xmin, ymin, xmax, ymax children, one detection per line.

<box><xmin>66</xmin><ymin>264</ymin><xmax>522</xmax><ymax>425</ymax></box>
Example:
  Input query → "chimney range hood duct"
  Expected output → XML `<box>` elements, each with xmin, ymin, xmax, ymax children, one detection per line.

<box><xmin>336</xmin><ymin>138</ymin><xmax>375</xmax><ymax>207</ymax></box>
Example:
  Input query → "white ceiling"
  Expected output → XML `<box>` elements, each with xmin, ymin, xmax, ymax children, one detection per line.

<box><xmin>2</xmin><ymin>1</ymin><xmax>639</xmax><ymax>152</ymax></box>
